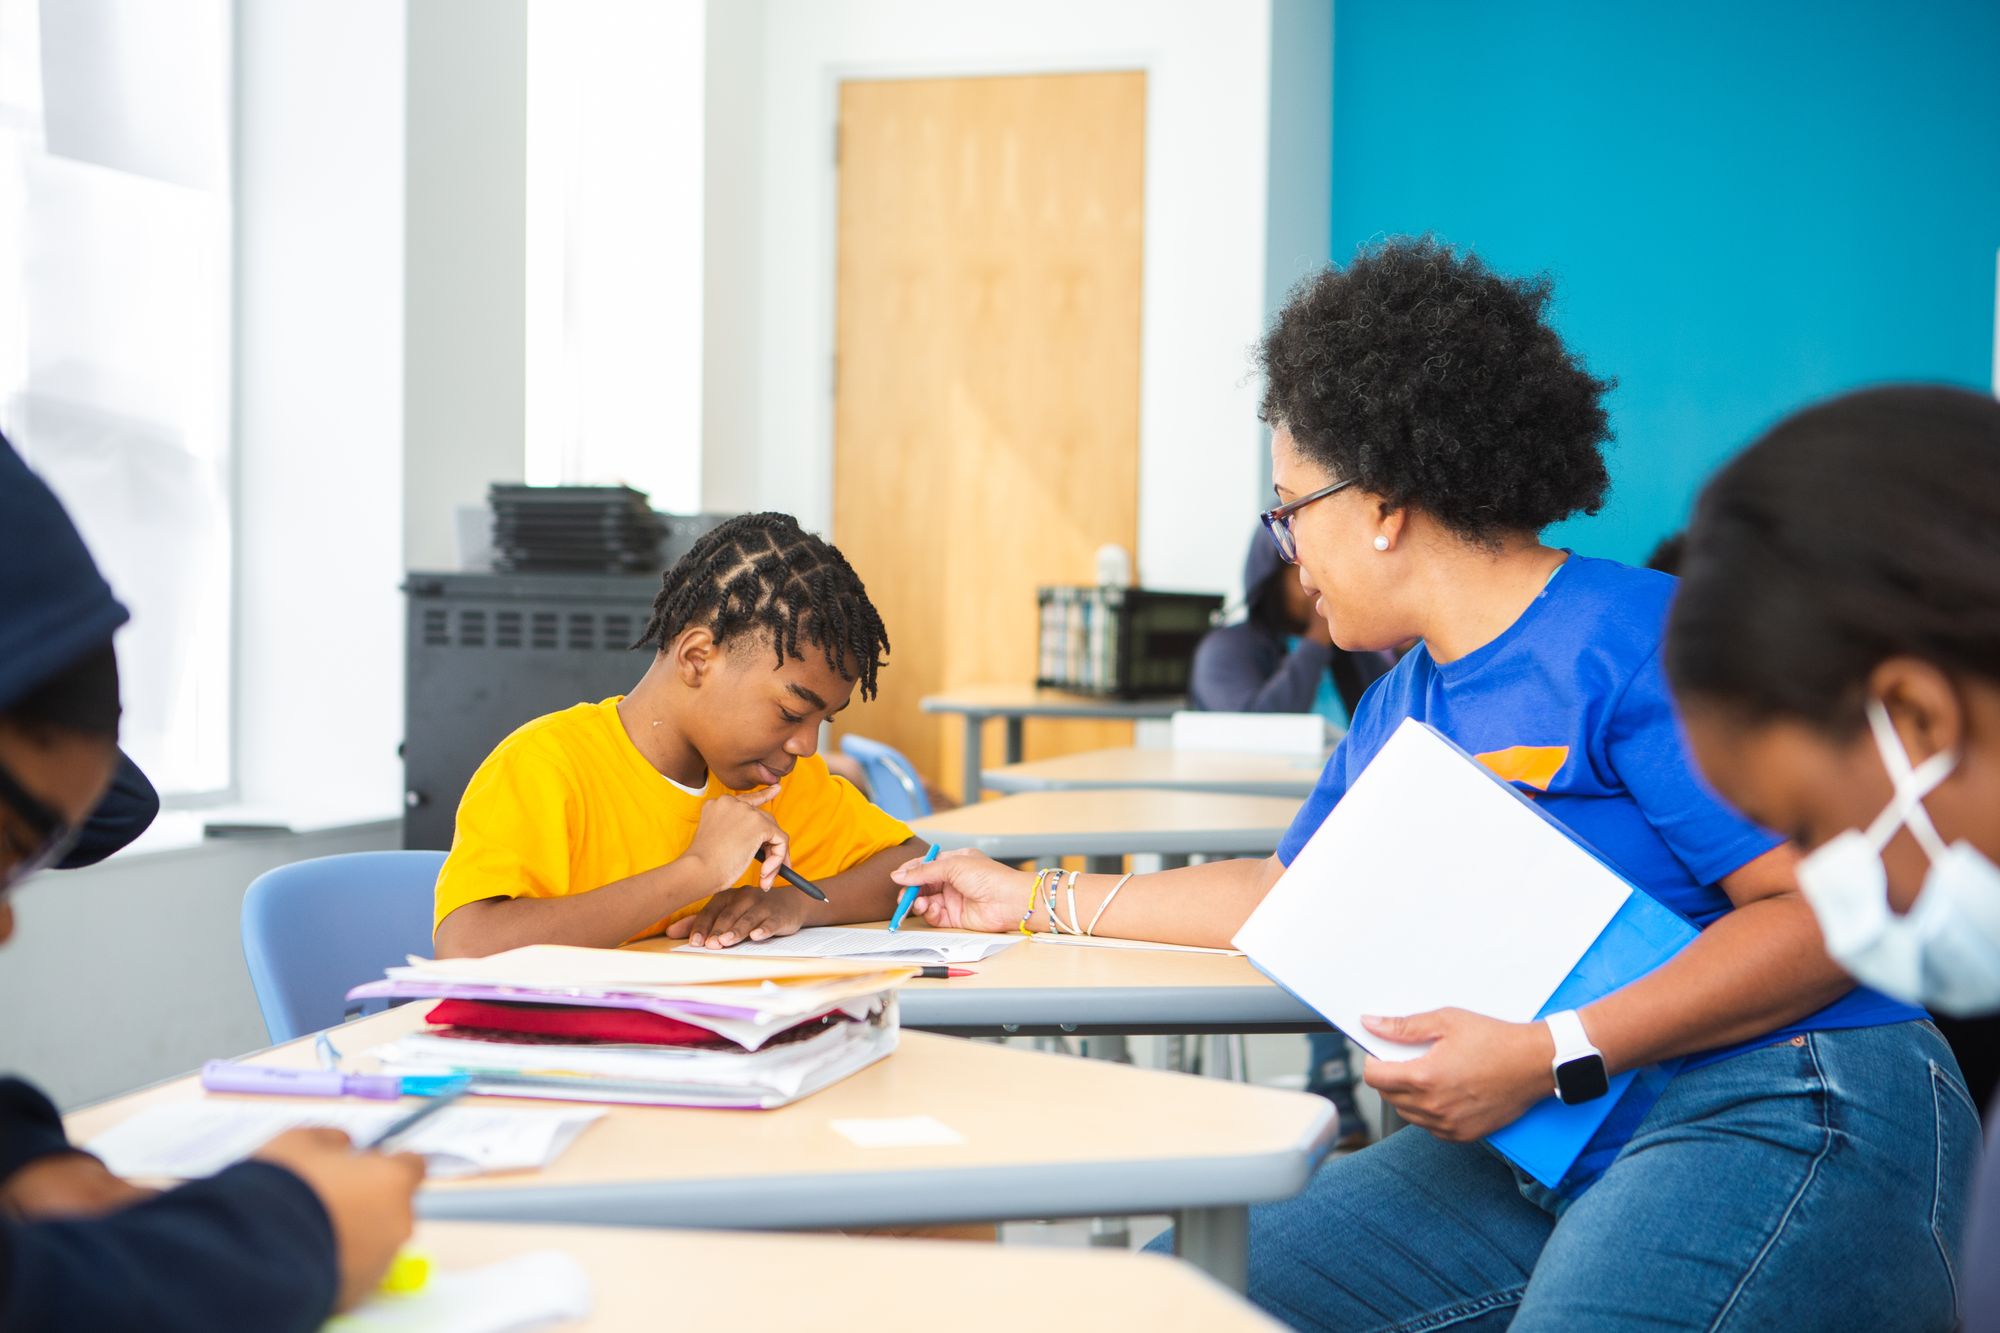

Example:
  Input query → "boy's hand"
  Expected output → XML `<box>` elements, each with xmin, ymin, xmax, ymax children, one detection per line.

<box><xmin>666</xmin><ymin>884</ymin><xmax>810</xmax><ymax>949</ymax></box>
<box><xmin>687</xmin><ymin>787</ymin><xmax>790</xmax><ymax>890</ymax></box>
<box><xmin>0</xmin><ymin>1151</ymin><xmax>157</xmax><ymax>1220</ymax></box>
<box><xmin>252</xmin><ymin>1128</ymin><xmax>425</xmax><ymax>1312</ymax></box>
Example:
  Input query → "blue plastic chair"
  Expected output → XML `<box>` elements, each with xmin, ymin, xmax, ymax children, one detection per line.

<box><xmin>835</xmin><ymin>734</ymin><xmax>932</xmax><ymax>821</ymax></box>
<box><xmin>240</xmin><ymin>850</ymin><xmax>447</xmax><ymax>1043</ymax></box>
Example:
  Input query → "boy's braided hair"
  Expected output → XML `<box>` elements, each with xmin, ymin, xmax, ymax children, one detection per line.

<box><xmin>632</xmin><ymin>513</ymin><xmax>890</xmax><ymax>700</ymax></box>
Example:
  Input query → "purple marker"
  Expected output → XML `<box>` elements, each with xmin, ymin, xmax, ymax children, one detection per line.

<box><xmin>200</xmin><ymin>1060</ymin><xmax>403</xmax><ymax>1100</ymax></box>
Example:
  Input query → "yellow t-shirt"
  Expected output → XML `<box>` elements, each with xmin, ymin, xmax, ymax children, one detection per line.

<box><xmin>433</xmin><ymin>697</ymin><xmax>914</xmax><ymax>941</ymax></box>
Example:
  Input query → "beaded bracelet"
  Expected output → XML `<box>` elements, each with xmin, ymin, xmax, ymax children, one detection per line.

<box><xmin>1019</xmin><ymin>868</ymin><xmax>1053</xmax><ymax>936</ymax></box>
<box><xmin>1043</xmin><ymin>869</ymin><xmax>1071</xmax><ymax>935</ymax></box>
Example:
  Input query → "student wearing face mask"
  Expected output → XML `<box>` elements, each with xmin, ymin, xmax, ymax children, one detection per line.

<box><xmin>1667</xmin><ymin>384</ymin><xmax>1999</xmax><ymax>1328</ymax></box>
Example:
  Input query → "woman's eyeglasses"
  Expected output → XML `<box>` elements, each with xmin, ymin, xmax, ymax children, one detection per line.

<box><xmin>0</xmin><ymin>759</ymin><xmax>79</xmax><ymax>890</ymax></box>
<box><xmin>1259</xmin><ymin>477</ymin><xmax>1355</xmax><ymax>564</ymax></box>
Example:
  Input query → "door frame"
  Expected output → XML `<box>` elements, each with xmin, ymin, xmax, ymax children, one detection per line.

<box><xmin>723</xmin><ymin>7</ymin><xmax>1291</xmax><ymax>610</ymax></box>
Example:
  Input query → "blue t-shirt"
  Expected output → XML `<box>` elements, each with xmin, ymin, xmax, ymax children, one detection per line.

<box><xmin>1278</xmin><ymin>554</ymin><xmax>1922</xmax><ymax>1075</ymax></box>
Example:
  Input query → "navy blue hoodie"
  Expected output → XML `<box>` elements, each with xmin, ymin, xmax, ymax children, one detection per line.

<box><xmin>0</xmin><ymin>435</ymin><xmax>339</xmax><ymax>1331</ymax></box>
<box><xmin>1188</xmin><ymin>527</ymin><xmax>1390</xmax><ymax>717</ymax></box>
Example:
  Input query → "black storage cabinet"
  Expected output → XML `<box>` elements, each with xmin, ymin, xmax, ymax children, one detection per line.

<box><xmin>401</xmin><ymin>570</ymin><xmax>661</xmax><ymax>849</ymax></box>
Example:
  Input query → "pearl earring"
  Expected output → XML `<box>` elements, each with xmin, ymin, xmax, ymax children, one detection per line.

<box><xmin>1373</xmin><ymin>536</ymin><xmax>1390</xmax><ymax>551</ymax></box>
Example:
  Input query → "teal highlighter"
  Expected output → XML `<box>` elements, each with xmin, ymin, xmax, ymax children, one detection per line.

<box><xmin>889</xmin><ymin>843</ymin><xmax>940</xmax><ymax>932</ymax></box>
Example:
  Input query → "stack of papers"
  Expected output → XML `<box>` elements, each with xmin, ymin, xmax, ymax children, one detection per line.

<box><xmin>713</xmin><ymin>926</ymin><xmax>1018</xmax><ymax>964</ymax></box>
<box><xmin>348</xmin><ymin>945</ymin><xmax>911</xmax><ymax>1109</ymax></box>
<box><xmin>350</xmin><ymin>945</ymin><xmax>914</xmax><ymax>1049</ymax></box>
<box><xmin>85</xmin><ymin>1101</ymin><xmax>602</xmax><ymax>1181</ymax></box>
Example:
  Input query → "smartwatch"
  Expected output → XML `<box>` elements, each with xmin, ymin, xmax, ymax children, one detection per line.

<box><xmin>1545</xmin><ymin>1009</ymin><xmax>1609</xmax><ymax>1105</ymax></box>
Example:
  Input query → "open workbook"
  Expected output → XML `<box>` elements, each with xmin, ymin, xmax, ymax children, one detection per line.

<box><xmin>708</xmin><ymin>926</ymin><xmax>1019</xmax><ymax>965</ymax></box>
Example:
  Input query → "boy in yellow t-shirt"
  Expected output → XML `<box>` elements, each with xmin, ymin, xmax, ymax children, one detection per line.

<box><xmin>433</xmin><ymin>513</ymin><xmax>925</xmax><ymax>957</ymax></box>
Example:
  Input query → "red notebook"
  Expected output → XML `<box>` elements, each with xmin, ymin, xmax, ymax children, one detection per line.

<box><xmin>423</xmin><ymin>999</ymin><xmax>728</xmax><ymax>1047</ymax></box>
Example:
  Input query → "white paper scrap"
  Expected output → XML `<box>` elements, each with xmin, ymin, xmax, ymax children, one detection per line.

<box><xmin>830</xmin><ymin>1115</ymin><xmax>966</xmax><ymax>1148</ymax></box>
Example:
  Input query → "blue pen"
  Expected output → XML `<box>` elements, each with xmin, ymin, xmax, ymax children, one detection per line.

<box><xmin>889</xmin><ymin>843</ymin><xmax>940</xmax><ymax>932</ymax></box>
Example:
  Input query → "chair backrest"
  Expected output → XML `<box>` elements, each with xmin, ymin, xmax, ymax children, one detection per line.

<box><xmin>240</xmin><ymin>850</ymin><xmax>447</xmax><ymax>1043</ymax></box>
<box><xmin>834</xmin><ymin>734</ymin><xmax>932</xmax><ymax>821</ymax></box>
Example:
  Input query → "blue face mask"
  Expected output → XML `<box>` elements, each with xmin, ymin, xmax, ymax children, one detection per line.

<box><xmin>1794</xmin><ymin>699</ymin><xmax>2000</xmax><ymax>1016</ymax></box>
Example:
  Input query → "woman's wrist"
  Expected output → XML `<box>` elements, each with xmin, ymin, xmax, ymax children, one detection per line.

<box><xmin>1515</xmin><ymin>1018</ymin><xmax>1558</xmax><ymax>1095</ymax></box>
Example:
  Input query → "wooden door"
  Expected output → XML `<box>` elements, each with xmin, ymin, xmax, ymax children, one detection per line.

<box><xmin>832</xmin><ymin>71</ymin><xmax>1146</xmax><ymax>801</ymax></box>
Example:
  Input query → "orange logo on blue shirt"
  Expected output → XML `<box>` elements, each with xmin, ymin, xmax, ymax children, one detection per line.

<box><xmin>1474</xmin><ymin>745</ymin><xmax>1569</xmax><ymax>794</ymax></box>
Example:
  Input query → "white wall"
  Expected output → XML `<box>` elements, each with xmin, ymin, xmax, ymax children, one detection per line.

<box><xmin>524</xmin><ymin>0</ymin><xmax>706</xmax><ymax>511</ymax></box>
<box><xmin>403</xmin><ymin>0</ymin><xmax>529</xmax><ymax>573</ymax></box>
<box><xmin>714</xmin><ymin>0</ymin><xmax>1280</xmax><ymax>592</ymax></box>
<box><xmin>700</xmin><ymin>0</ymin><xmax>768</xmax><ymax>514</ymax></box>
<box><xmin>233</xmin><ymin>0</ymin><xmax>406</xmax><ymax>815</ymax></box>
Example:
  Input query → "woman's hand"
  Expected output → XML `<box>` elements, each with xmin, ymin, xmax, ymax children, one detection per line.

<box><xmin>1360</xmin><ymin>1009</ymin><xmax>1556</xmax><ymax>1142</ymax></box>
<box><xmin>0</xmin><ymin>1151</ymin><xmax>157</xmax><ymax>1220</ymax></box>
<box><xmin>687</xmin><ymin>787</ymin><xmax>789</xmax><ymax>891</ymax></box>
<box><xmin>889</xmin><ymin>849</ymin><xmax>1033</xmax><ymax>934</ymax></box>
<box><xmin>665</xmin><ymin>884</ymin><xmax>809</xmax><ymax>948</ymax></box>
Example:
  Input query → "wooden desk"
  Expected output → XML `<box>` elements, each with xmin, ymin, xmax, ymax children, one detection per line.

<box><xmin>911</xmin><ymin>789</ymin><xmax>1300</xmax><ymax>871</ymax></box>
<box><xmin>984</xmin><ymin>745</ymin><xmax>1327</xmax><ymax>799</ymax></box>
<box><xmin>68</xmin><ymin>1009</ymin><xmax>1335</xmax><ymax>1290</ymax></box>
<box><xmin>406</xmin><ymin>1222</ymin><xmax>1283</xmax><ymax>1330</ymax></box>
<box><xmin>920</xmin><ymin>686</ymin><xmax>1185</xmax><ymax>800</ymax></box>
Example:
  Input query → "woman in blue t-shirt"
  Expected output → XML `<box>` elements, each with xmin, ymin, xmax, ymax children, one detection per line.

<box><xmin>894</xmin><ymin>238</ymin><xmax>1972</xmax><ymax>1330</ymax></box>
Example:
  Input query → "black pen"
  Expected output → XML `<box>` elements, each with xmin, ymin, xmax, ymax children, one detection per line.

<box><xmin>776</xmin><ymin>864</ymin><xmax>829</xmax><ymax>902</ymax></box>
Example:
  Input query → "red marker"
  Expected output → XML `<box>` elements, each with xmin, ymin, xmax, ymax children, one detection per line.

<box><xmin>917</xmin><ymin>966</ymin><xmax>976</xmax><ymax>979</ymax></box>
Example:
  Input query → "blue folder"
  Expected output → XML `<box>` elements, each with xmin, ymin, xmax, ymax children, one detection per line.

<box><xmin>1253</xmin><ymin>719</ymin><xmax>1702</xmax><ymax>1189</ymax></box>
<box><xmin>1491</xmin><ymin>886</ymin><xmax>1696</xmax><ymax>1187</ymax></box>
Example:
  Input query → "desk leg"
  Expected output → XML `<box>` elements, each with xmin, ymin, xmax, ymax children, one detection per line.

<box><xmin>1082</xmin><ymin>1034</ymin><xmax>1131</xmax><ymax>1063</ymax></box>
<box><xmin>961</xmin><ymin>717</ymin><xmax>984</xmax><ymax>805</ymax></box>
<box><xmin>1176</xmin><ymin>1204</ymin><xmax>1250</xmax><ymax>1291</ymax></box>
<box><xmin>1004</xmin><ymin>717</ymin><xmax>1025</xmax><ymax>763</ymax></box>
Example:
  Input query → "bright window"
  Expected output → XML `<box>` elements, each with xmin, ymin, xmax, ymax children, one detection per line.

<box><xmin>0</xmin><ymin>0</ymin><xmax>233</xmax><ymax>797</ymax></box>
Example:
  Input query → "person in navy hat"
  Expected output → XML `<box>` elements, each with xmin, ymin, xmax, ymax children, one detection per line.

<box><xmin>0</xmin><ymin>434</ymin><xmax>424</xmax><ymax>1330</ymax></box>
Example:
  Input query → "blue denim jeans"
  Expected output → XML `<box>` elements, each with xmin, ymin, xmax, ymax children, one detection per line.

<box><xmin>1152</xmin><ymin>1020</ymin><xmax>1979</xmax><ymax>1331</ymax></box>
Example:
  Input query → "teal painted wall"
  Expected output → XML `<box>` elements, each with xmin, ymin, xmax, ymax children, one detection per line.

<box><xmin>1330</xmin><ymin>1</ymin><xmax>2000</xmax><ymax>562</ymax></box>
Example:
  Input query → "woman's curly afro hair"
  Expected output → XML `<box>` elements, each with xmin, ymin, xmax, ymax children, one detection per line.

<box><xmin>1260</xmin><ymin>236</ymin><xmax>1614</xmax><ymax>544</ymax></box>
